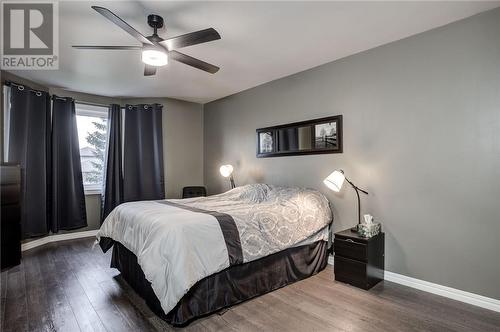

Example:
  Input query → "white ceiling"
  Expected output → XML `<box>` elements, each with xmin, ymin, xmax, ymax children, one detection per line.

<box><xmin>7</xmin><ymin>1</ymin><xmax>500</xmax><ymax>103</ymax></box>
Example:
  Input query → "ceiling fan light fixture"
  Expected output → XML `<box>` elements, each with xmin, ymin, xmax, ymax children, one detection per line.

<box><xmin>141</xmin><ymin>49</ymin><xmax>168</xmax><ymax>66</ymax></box>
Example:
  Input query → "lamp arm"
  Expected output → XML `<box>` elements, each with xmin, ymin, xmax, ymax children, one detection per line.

<box><xmin>344</xmin><ymin>177</ymin><xmax>368</xmax><ymax>227</ymax></box>
<box><xmin>229</xmin><ymin>174</ymin><xmax>235</xmax><ymax>189</ymax></box>
<box><xmin>344</xmin><ymin>177</ymin><xmax>368</xmax><ymax>195</ymax></box>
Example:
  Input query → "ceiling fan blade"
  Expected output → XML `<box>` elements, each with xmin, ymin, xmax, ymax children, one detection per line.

<box><xmin>159</xmin><ymin>28</ymin><xmax>221</xmax><ymax>51</ymax></box>
<box><xmin>144</xmin><ymin>65</ymin><xmax>157</xmax><ymax>76</ymax></box>
<box><xmin>91</xmin><ymin>6</ymin><xmax>153</xmax><ymax>46</ymax></box>
<box><xmin>169</xmin><ymin>51</ymin><xmax>219</xmax><ymax>74</ymax></box>
<box><xmin>72</xmin><ymin>45</ymin><xmax>143</xmax><ymax>50</ymax></box>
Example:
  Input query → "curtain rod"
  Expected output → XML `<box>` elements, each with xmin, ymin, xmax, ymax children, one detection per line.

<box><xmin>52</xmin><ymin>95</ymin><xmax>73</xmax><ymax>101</ymax></box>
<box><xmin>5</xmin><ymin>82</ymin><xmax>162</xmax><ymax>108</ymax></box>
<box><xmin>4</xmin><ymin>81</ymin><xmax>47</xmax><ymax>96</ymax></box>
<box><xmin>75</xmin><ymin>100</ymin><xmax>108</xmax><ymax>108</ymax></box>
<box><xmin>76</xmin><ymin>100</ymin><xmax>163</xmax><ymax>109</ymax></box>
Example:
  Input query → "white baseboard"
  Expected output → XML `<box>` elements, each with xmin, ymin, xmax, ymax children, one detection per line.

<box><xmin>21</xmin><ymin>230</ymin><xmax>99</xmax><ymax>252</ymax></box>
<box><xmin>328</xmin><ymin>255</ymin><xmax>335</xmax><ymax>266</ymax></box>
<box><xmin>327</xmin><ymin>256</ymin><xmax>499</xmax><ymax>313</ymax></box>
<box><xmin>384</xmin><ymin>271</ymin><xmax>500</xmax><ymax>313</ymax></box>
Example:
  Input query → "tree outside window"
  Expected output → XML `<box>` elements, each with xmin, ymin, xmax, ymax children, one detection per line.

<box><xmin>75</xmin><ymin>104</ymin><xmax>109</xmax><ymax>192</ymax></box>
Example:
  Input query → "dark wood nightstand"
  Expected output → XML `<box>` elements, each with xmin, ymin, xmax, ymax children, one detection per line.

<box><xmin>334</xmin><ymin>228</ymin><xmax>384</xmax><ymax>290</ymax></box>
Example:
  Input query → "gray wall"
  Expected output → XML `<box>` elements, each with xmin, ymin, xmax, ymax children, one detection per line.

<box><xmin>204</xmin><ymin>8</ymin><xmax>500</xmax><ymax>299</ymax></box>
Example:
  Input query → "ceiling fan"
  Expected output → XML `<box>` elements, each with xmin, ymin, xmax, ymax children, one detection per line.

<box><xmin>73</xmin><ymin>6</ymin><xmax>221</xmax><ymax>76</ymax></box>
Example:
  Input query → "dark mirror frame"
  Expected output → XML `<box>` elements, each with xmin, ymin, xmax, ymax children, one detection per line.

<box><xmin>256</xmin><ymin>115</ymin><xmax>343</xmax><ymax>158</ymax></box>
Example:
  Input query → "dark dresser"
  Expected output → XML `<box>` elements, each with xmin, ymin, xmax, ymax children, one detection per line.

<box><xmin>1</xmin><ymin>163</ymin><xmax>22</xmax><ymax>270</ymax></box>
<box><xmin>334</xmin><ymin>228</ymin><xmax>384</xmax><ymax>290</ymax></box>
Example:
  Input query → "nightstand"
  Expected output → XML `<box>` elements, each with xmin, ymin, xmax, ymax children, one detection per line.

<box><xmin>334</xmin><ymin>228</ymin><xmax>384</xmax><ymax>290</ymax></box>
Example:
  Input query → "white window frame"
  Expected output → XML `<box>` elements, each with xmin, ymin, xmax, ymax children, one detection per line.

<box><xmin>75</xmin><ymin>103</ymin><xmax>108</xmax><ymax>195</ymax></box>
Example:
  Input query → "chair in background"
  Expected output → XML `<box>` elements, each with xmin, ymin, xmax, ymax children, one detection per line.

<box><xmin>182</xmin><ymin>186</ymin><xmax>207</xmax><ymax>198</ymax></box>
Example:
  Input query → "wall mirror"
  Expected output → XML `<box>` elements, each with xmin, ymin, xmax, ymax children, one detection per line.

<box><xmin>256</xmin><ymin>115</ymin><xmax>343</xmax><ymax>157</ymax></box>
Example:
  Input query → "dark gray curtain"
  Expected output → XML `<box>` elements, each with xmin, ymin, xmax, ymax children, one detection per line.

<box><xmin>123</xmin><ymin>104</ymin><xmax>165</xmax><ymax>202</ymax></box>
<box><xmin>5</xmin><ymin>83</ymin><xmax>50</xmax><ymax>238</ymax></box>
<box><xmin>102</xmin><ymin>104</ymin><xmax>123</xmax><ymax>221</ymax></box>
<box><xmin>51</xmin><ymin>96</ymin><xmax>87</xmax><ymax>232</ymax></box>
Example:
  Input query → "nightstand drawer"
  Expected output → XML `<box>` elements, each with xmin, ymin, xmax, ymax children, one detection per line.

<box><xmin>334</xmin><ymin>256</ymin><xmax>368</xmax><ymax>289</ymax></box>
<box><xmin>334</xmin><ymin>237</ymin><xmax>367</xmax><ymax>262</ymax></box>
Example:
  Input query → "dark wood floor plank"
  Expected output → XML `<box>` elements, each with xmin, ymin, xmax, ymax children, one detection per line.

<box><xmin>215</xmin><ymin>308</ymin><xmax>264</xmax><ymax>332</ymax></box>
<box><xmin>4</xmin><ymin>237</ymin><xmax>500</xmax><ymax>332</ymax></box>
<box><xmin>62</xmin><ymin>241</ymin><xmax>136</xmax><ymax>332</ymax></box>
<box><xmin>256</xmin><ymin>291</ymin><xmax>334</xmax><ymax>331</ymax></box>
<box><xmin>98</xmin><ymin>278</ymin><xmax>156</xmax><ymax>331</ymax></box>
<box><xmin>199</xmin><ymin>315</ymin><xmax>237</xmax><ymax>332</ymax></box>
<box><xmin>227</xmin><ymin>296</ymin><xmax>291</xmax><ymax>331</ymax></box>
<box><xmin>291</xmin><ymin>275</ymin><xmax>457</xmax><ymax>332</ymax></box>
<box><xmin>316</xmin><ymin>267</ymin><xmax>500</xmax><ymax>330</ymax></box>
<box><xmin>327</xmin><ymin>278</ymin><xmax>493</xmax><ymax>332</ymax></box>
<box><xmin>51</xmin><ymin>242</ymin><xmax>107</xmax><ymax>332</ymax></box>
<box><xmin>36</xmin><ymin>243</ymin><xmax>81</xmax><ymax>332</ymax></box>
<box><xmin>22</xmin><ymin>246</ymin><xmax>48</xmax><ymax>332</ymax></box>
<box><xmin>1</xmin><ymin>270</ymin><xmax>7</xmax><ymax>331</ymax></box>
<box><xmin>61</xmin><ymin>281</ymin><xmax>107</xmax><ymax>332</ymax></box>
<box><xmin>371</xmin><ymin>281</ymin><xmax>500</xmax><ymax>331</ymax></box>
<box><xmin>267</xmin><ymin>284</ymin><xmax>365</xmax><ymax>331</ymax></box>
<box><xmin>181</xmin><ymin>311</ymin><xmax>237</xmax><ymax>332</ymax></box>
<box><xmin>0</xmin><ymin>297</ymin><xmax>5</xmax><ymax>332</ymax></box>
<box><xmin>3</xmin><ymin>264</ymin><xmax>28</xmax><ymax>332</ymax></box>
<box><xmin>95</xmin><ymin>306</ymin><xmax>135</xmax><ymax>332</ymax></box>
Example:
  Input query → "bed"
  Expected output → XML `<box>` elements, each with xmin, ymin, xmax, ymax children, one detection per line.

<box><xmin>97</xmin><ymin>183</ymin><xmax>332</xmax><ymax>326</ymax></box>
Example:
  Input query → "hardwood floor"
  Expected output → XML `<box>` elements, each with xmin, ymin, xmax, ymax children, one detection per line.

<box><xmin>1</xmin><ymin>238</ymin><xmax>499</xmax><ymax>332</ymax></box>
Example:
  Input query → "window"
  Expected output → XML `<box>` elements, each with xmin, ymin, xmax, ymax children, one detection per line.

<box><xmin>75</xmin><ymin>103</ymin><xmax>108</xmax><ymax>194</ymax></box>
<box><xmin>3</xmin><ymin>85</ymin><xmax>11</xmax><ymax>161</ymax></box>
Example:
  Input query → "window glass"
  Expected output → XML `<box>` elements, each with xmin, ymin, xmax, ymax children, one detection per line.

<box><xmin>75</xmin><ymin>103</ymin><xmax>108</xmax><ymax>193</ymax></box>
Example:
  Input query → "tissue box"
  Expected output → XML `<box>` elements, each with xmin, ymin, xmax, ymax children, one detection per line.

<box><xmin>357</xmin><ymin>222</ymin><xmax>381</xmax><ymax>238</ymax></box>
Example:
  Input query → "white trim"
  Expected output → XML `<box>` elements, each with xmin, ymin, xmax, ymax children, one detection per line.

<box><xmin>75</xmin><ymin>103</ymin><xmax>108</xmax><ymax>118</ymax></box>
<box><xmin>384</xmin><ymin>271</ymin><xmax>500</xmax><ymax>313</ymax></box>
<box><xmin>327</xmin><ymin>258</ymin><xmax>500</xmax><ymax>312</ymax></box>
<box><xmin>84</xmin><ymin>188</ymin><xmax>102</xmax><ymax>195</ymax></box>
<box><xmin>21</xmin><ymin>230</ymin><xmax>99</xmax><ymax>252</ymax></box>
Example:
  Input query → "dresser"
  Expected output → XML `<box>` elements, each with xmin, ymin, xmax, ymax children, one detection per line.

<box><xmin>334</xmin><ymin>228</ymin><xmax>384</xmax><ymax>290</ymax></box>
<box><xmin>1</xmin><ymin>163</ymin><xmax>22</xmax><ymax>270</ymax></box>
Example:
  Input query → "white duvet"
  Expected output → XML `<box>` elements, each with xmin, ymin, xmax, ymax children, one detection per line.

<box><xmin>97</xmin><ymin>184</ymin><xmax>331</xmax><ymax>314</ymax></box>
